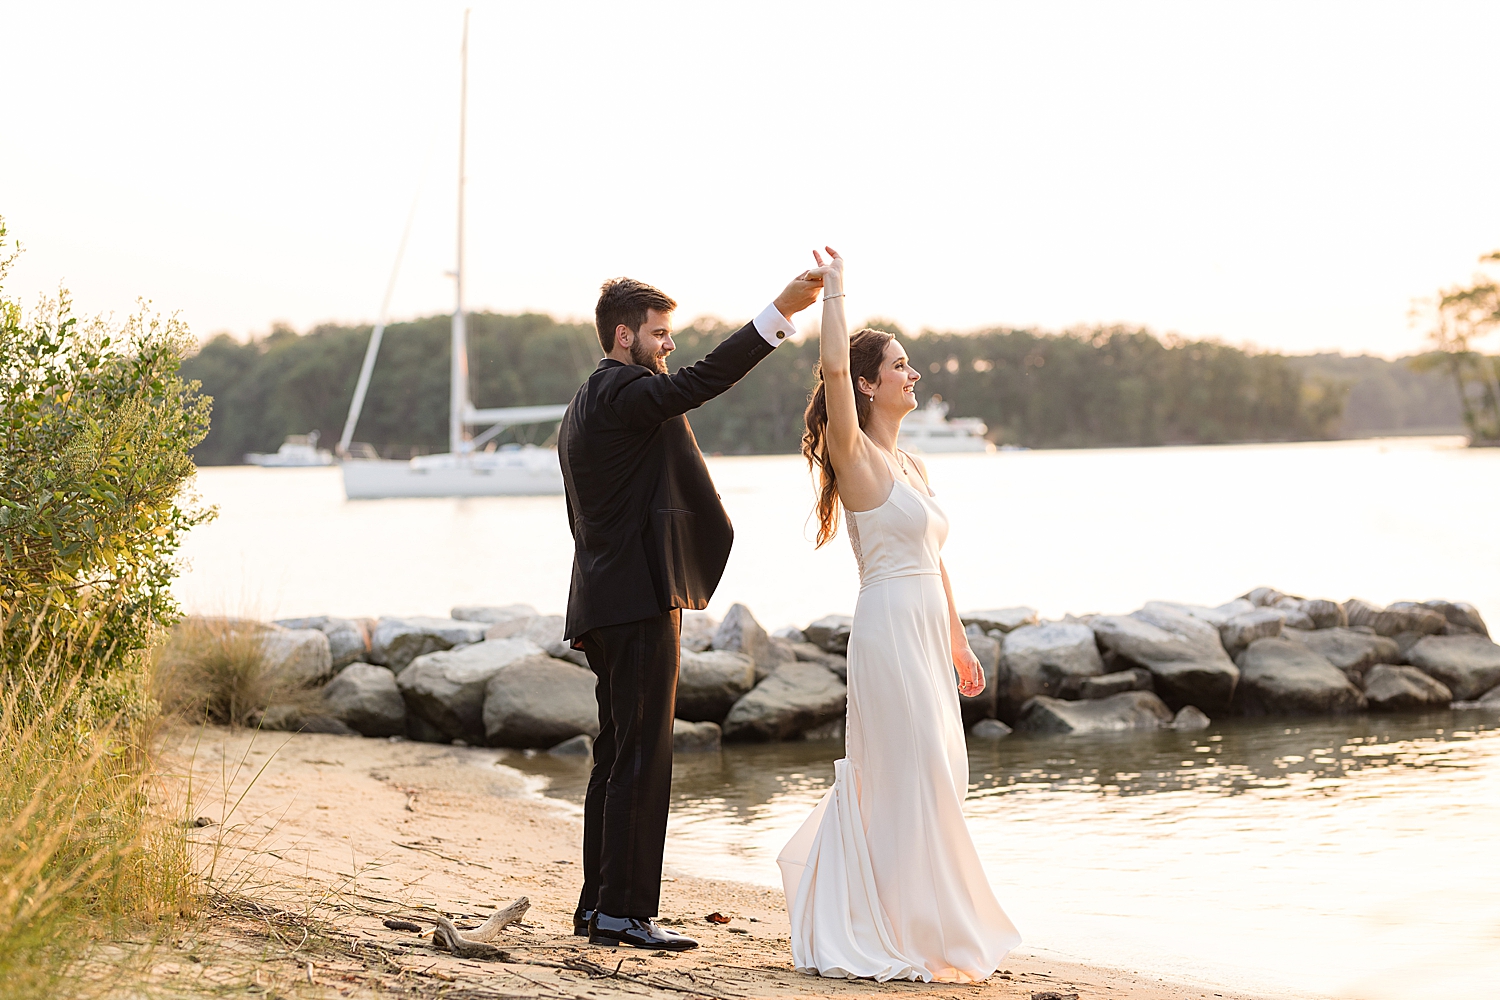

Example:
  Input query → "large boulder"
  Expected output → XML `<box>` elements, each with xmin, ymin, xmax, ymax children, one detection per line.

<box><xmin>259</xmin><ymin>628</ymin><xmax>334</xmax><ymax>687</ymax></box>
<box><xmin>1218</xmin><ymin>609</ymin><xmax>1283</xmax><ymax>658</ymax></box>
<box><xmin>396</xmin><ymin>638</ymin><xmax>549</xmax><ymax>744</ymax></box>
<box><xmin>255</xmin><ymin>704</ymin><xmax>355</xmax><ymax>735</ymax></box>
<box><xmin>451</xmin><ymin>603</ymin><xmax>537</xmax><ymax>625</ymax></box>
<box><xmin>1363</xmin><ymin>664</ymin><xmax>1452</xmax><ymax>712</ymax></box>
<box><xmin>1242</xmin><ymin>587</ymin><xmax>1288</xmax><ymax>607</ymax></box>
<box><xmin>789</xmin><ymin>642</ymin><xmax>847</xmax><ymax>680</ymax></box>
<box><xmin>675</xmin><ymin>649</ymin><xmax>756</xmax><ymax>722</ymax></box>
<box><xmin>370</xmin><ymin>616</ymin><xmax>488</xmax><ymax>673</ymax></box>
<box><xmin>483</xmin><ymin>614</ymin><xmax>589</xmax><ymax>668</ymax></box>
<box><xmin>273</xmin><ymin>616</ymin><xmax>368</xmax><ymax>670</ymax></box>
<box><xmin>322</xmin><ymin>662</ymin><xmax>406</xmax><ymax>736</ymax></box>
<box><xmin>1147</xmin><ymin>599</ymin><xmax>1251</xmax><ymax>628</ymax></box>
<box><xmin>681</xmin><ymin>611</ymin><xmax>720</xmax><ymax>652</ymax></box>
<box><xmin>672</xmin><ymin>719</ymin><xmax>722</xmax><ymax>753</ymax></box>
<box><xmin>803</xmin><ymin>615</ymin><xmax>854</xmax><ymax>654</ymax></box>
<box><xmin>1279</xmin><ymin>627</ymin><xmax>1401</xmax><ymax>682</ymax></box>
<box><xmin>1090</xmin><ymin>606</ymin><xmax>1239</xmax><ymax>713</ymax></box>
<box><xmin>1344</xmin><ymin>599</ymin><xmax>1447</xmax><ymax>638</ymax></box>
<box><xmin>996</xmin><ymin>622</ymin><xmax>1104</xmax><ymax>723</ymax></box>
<box><xmin>1422</xmin><ymin>600</ymin><xmax>1489</xmax><ymax>637</ymax></box>
<box><xmin>1077</xmin><ymin>668</ymin><xmax>1154</xmax><ymax>700</ymax></box>
<box><xmin>482</xmin><ymin>658</ymin><xmax>599</xmax><ymax>749</ymax></box>
<box><xmin>959</xmin><ymin>629</ymin><xmax>1001</xmax><ymax>726</ymax></box>
<box><xmin>1232</xmin><ymin>638</ymin><xmax>1367</xmax><ymax>716</ymax></box>
<box><xmin>713</xmin><ymin>603</ymin><xmax>789</xmax><ymax>681</ymax></box>
<box><xmin>1014</xmin><ymin>691</ymin><xmax>1173</xmax><ymax>734</ymax></box>
<box><xmin>1479</xmin><ymin>683</ymin><xmax>1500</xmax><ymax>706</ymax></box>
<box><xmin>960</xmin><ymin>607</ymin><xmax>1039</xmax><ymax>634</ymax></box>
<box><xmin>1294</xmin><ymin>599</ymin><xmax>1348</xmax><ymax>630</ymax></box>
<box><xmin>1404</xmin><ymin>634</ymin><xmax>1500</xmax><ymax>700</ymax></box>
<box><xmin>722</xmin><ymin>662</ymin><xmax>846</xmax><ymax>742</ymax></box>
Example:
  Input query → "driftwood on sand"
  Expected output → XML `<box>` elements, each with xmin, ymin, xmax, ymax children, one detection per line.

<box><xmin>424</xmin><ymin>896</ymin><xmax>531</xmax><ymax>959</ymax></box>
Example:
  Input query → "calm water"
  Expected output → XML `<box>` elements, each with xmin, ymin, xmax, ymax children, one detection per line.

<box><xmin>504</xmin><ymin>711</ymin><xmax>1500</xmax><ymax>1000</ymax></box>
<box><xmin>178</xmin><ymin>436</ymin><xmax>1500</xmax><ymax>631</ymax></box>
<box><xmin>177</xmin><ymin>437</ymin><xmax>1500</xmax><ymax>997</ymax></box>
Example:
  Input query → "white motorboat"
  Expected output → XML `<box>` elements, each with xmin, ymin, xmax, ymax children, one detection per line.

<box><xmin>246</xmin><ymin>431</ymin><xmax>335</xmax><ymax>467</ymax></box>
<box><xmin>337</xmin><ymin>11</ymin><xmax>567</xmax><ymax>500</ymax></box>
<box><xmin>898</xmin><ymin>396</ymin><xmax>995</xmax><ymax>454</ymax></box>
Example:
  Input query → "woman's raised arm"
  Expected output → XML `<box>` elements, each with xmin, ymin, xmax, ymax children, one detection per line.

<box><xmin>810</xmin><ymin>248</ymin><xmax>861</xmax><ymax>470</ymax></box>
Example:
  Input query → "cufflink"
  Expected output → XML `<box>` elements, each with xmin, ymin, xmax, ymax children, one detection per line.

<box><xmin>776</xmin><ymin>331</ymin><xmax>785</xmax><ymax>340</ymax></box>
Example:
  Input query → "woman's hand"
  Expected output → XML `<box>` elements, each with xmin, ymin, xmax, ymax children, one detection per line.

<box><xmin>808</xmin><ymin>246</ymin><xmax>845</xmax><ymax>296</ymax></box>
<box><xmin>955</xmin><ymin>644</ymin><xmax>986</xmax><ymax>698</ymax></box>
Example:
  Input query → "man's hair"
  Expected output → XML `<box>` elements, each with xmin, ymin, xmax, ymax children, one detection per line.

<box><xmin>595</xmin><ymin>278</ymin><xmax>677</xmax><ymax>353</ymax></box>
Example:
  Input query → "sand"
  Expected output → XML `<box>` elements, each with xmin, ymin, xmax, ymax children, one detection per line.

<box><xmin>153</xmin><ymin>724</ymin><xmax>1273</xmax><ymax>1000</ymax></box>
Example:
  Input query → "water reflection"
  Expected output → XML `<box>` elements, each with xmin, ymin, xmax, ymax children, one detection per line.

<box><xmin>498</xmin><ymin>707</ymin><xmax>1500</xmax><ymax>999</ymax></box>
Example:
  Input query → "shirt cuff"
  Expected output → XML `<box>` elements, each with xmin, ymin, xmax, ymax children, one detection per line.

<box><xmin>752</xmin><ymin>302</ymin><xmax>796</xmax><ymax>347</ymax></box>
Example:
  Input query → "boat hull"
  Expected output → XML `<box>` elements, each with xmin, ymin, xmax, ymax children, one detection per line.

<box><xmin>897</xmin><ymin>434</ymin><xmax>996</xmax><ymax>454</ymax></box>
<box><xmin>342</xmin><ymin>452</ymin><xmax>563</xmax><ymax>499</ymax></box>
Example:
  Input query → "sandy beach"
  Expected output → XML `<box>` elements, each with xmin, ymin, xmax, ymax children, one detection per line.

<box><xmin>153</xmin><ymin>725</ymin><xmax>1276</xmax><ymax>1000</ymax></box>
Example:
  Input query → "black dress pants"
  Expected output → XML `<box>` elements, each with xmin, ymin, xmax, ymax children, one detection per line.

<box><xmin>576</xmin><ymin>609</ymin><xmax>680</xmax><ymax>918</ymax></box>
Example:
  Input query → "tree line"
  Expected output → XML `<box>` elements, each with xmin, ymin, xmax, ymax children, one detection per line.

<box><xmin>181</xmin><ymin>311</ymin><xmax>1464</xmax><ymax>464</ymax></box>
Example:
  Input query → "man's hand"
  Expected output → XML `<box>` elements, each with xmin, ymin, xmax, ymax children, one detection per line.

<box><xmin>774</xmin><ymin>270</ymin><xmax>824</xmax><ymax>320</ymax></box>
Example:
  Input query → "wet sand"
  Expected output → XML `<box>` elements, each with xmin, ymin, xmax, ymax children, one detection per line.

<box><xmin>158</xmin><ymin>725</ymin><xmax>1278</xmax><ymax>1000</ymax></box>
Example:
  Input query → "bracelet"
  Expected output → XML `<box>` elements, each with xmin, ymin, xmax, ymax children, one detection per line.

<box><xmin>824</xmin><ymin>293</ymin><xmax>845</xmax><ymax>300</ymax></box>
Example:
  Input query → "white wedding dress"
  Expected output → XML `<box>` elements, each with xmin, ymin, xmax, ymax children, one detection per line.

<box><xmin>777</xmin><ymin>474</ymin><xmax>1021</xmax><ymax>982</ymax></box>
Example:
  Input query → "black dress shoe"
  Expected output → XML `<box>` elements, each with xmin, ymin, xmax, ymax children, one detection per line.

<box><xmin>588</xmin><ymin>911</ymin><xmax>699</xmax><ymax>951</ymax></box>
<box><xmin>573</xmin><ymin>908</ymin><xmax>593</xmax><ymax>937</ymax></box>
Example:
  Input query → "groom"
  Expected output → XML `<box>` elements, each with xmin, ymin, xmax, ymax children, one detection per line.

<box><xmin>560</xmin><ymin>269</ymin><xmax>821</xmax><ymax>950</ymax></box>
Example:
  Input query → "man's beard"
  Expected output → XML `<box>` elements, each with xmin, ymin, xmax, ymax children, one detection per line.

<box><xmin>631</xmin><ymin>340</ymin><xmax>668</xmax><ymax>374</ymax></box>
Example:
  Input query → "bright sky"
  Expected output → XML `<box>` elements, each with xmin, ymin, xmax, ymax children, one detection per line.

<box><xmin>3</xmin><ymin>2</ymin><xmax>1498</xmax><ymax>357</ymax></box>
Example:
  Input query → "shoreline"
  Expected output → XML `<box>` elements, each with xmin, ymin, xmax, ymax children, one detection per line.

<box><xmin>161</xmin><ymin>723</ymin><xmax>1287</xmax><ymax>1000</ymax></box>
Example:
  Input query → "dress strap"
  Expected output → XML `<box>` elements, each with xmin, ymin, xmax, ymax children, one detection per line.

<box><xmin>898</xmin><ymin>449</ymin><xmax>934</xmax><ymax>496</ymax></box>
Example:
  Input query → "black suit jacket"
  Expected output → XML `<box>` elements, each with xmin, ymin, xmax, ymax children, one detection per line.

<box><xmin>560</xmin><ymin>321</ymin><xmax>778</xmax><ymax>642</ymax></box>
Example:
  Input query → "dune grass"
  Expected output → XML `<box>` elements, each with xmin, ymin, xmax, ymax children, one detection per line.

<box><xmin>152</xmin><ymin>616</ymin><xmax>315</xmax><ymax>728</ymax></box>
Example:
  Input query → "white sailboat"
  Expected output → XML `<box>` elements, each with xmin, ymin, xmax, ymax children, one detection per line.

<box><xmin>338</xmin><ymin>9</ymin><xmax>566</xmax><ymax>500</ymax></box>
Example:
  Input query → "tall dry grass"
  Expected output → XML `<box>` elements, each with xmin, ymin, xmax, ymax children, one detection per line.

<box><xmin>0</xmin><ymin>611</ymin><xmax>194</xmax><ymax>999</ymax></box>
<box><xmin>152</xmin><ymin>616</ymin><xmax>321</xmax><ymax>727</ymax></box>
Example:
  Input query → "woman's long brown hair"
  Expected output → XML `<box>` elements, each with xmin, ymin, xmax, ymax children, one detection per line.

<box><xmin>801</xmin><ymin>328</ymin><xmax>895</xmax><ymax>548</ymax></box>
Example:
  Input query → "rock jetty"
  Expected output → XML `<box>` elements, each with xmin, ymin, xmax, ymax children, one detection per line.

<box><xmin>231</xmin><ymin>590</ymin><xmax>1497</xmax><ymax>751</ymax></box>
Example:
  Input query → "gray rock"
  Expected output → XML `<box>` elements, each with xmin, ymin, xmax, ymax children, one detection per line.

<box><xmin>1296</xmin><ymin>599</ymin><xmax>1348</xmax><ymax>629</ymax></box>
<box><xmin>371</xmin><ymin>616</ymin><xmax>488</xmax><ymax>673</ymax></box>
<box><xmin>1171</xmin><ymin>706</ymin><xmax>1211</xmax><ymax>730</ymax></box>
<box><xmin>322</xmin><ymin>662</ymin><xmax>406</xmax><ymax>737</ymax></box>
<box><xmin>1422</xmin><ymin>600</ymin><xmax>1489</xmax><ymax>637</ymax></box>
<box><xmin>1146</xmin><ymin>599</ymin><xmax>1250</xmax><ymax>628</ymax></box>
<box><xmin>1344</xmin><ymin>599</ymin><xmax>1447</xmax><ymax>638</ymax></box>
<box><xmin>1233</xmin><ymin>638</ymin><xmax>1367</xmax><ymax>716</ymax></box>
<box><xmin>397</xmin><ymin>638</ymin><xmax>549</xmax><ymax>744</ymax></box>
<box><xmin>672</xmin><ymin>719</ymin><xmax>722</xmax><ymax>753</ymax></box>
<box><xmin>960</xmin><ymin>607</ymin><xmax>1039</xmax><ymax>634</ymax></box>
<box><xmin>1218</xmin><ymin>609</ymin><xmax>1284</xmax><ymax>657</ymax></box>
<box><xmin>484</xmin><ymin>614</ymin><xmax>565</xmax><ymax>645</ymax></box>
<box><xmin>273</xmin><ymin>616</ymin><xmax>369</xmax><ymax>670</ymax></box>
<box><xmin>1267</xmin><ymin>599</ymin><xmax>1316</xmax><ymax>630</ymax></box>
<box><xmin>259</xmin><ymin>628</ymin><xmax>334</xmax><ymax>687</ymax></box>
<box><xmin>451</xmin><ymin>604</ymin><xmax>538</xmax><ymax>625</ymax></box>
<box><xmin>997</xmin><ymin>622</ymin><xmax>1105</xmax><ymax>722</ymax></box>
<box><xmin>722</xmin><ymin>662</ymin><xmax>846</xmax><ymax>742</ymax></box>
<box><xmin>1090</xmin><ymin>606</ymin><xmax>1239</xmax><ymax>713</ymax></box>
<box><xmin>772</xmin><ymin>626</ymin><xmax>807</xmax><ymax>643</ymax></box>
<box><xmin>1243</xmin><ymin>587</ymin><xmax>1288</xmax><ymax>607</ymax></box>
<box><xmin>712</xmin><ymin>603</ymin><xmax>773</xmax><ymax>677</ymax></box>
<box><xmin>959</xmin><ymin>629</ymin><xmax>1002</xmax><ymax>725</ymax></box>
<box><xmin>1404</xmin><ymin>634</ymin><xmax>1500</xmax><ymax>700</ymax></box>
<box><xmin>969</xmin><ymin>718</ymin><xmax>1013</xmax><ymax>739</ymax></box>
<box><xmin>405</xmin><ymin>711</ymin><xmax>448</xmax><ymax>744</ymax></box>
<box><xmin>675</xmin><ymin>649</ymin><xmax>756</xmax><ymax>723</ymax></box>
<box><xmin>1077</xmin><ymin>668</ymin><xmax>1154</xmax><ymax>700</ymax></box>
<box><xmin>1279</xmin><ymin>626</ymin><xmax>1401</xmax><ymax>680</ymax></box>
<box><xmin>1014</xmin><ymin>691</ymin><xmax>1174</xmax><ymax>734</ymax></box>
<box><xmin>1363</xmin><ymin>664</ymin><xmax>1452</xmax><ymax>712</ymax></box>
<box><xmin>789</xmin><ymin>642</ymin><xmax>847</xmax><ymax>680</ymax></box>
<box><xmin>548</xmin><ymin>734</ymin><xmax>593</xmax><ymax>756</ymax></box>
<box><xmin>680</xmin><ymin>611</ymin><xmax>720</xmax><ymax>653</ymax></box>
<box><xmin>1479</xmin><ymin>683</ymin><xmax>1500</xmax><ymax>706</ymax></box>
<box><xmin>256</xmin><ymin>703</ymin><xmax>355</xmax><ymax>735</ymax></box>
<box><xmin>803</xmin><ymin>615</ymin><xmax>854</xmax><ymax>654</ymax></box>
<box><xmin>483</xmin><ymin>658</ymin><xmax>600</xmax><ymax>749</ymax></box>
<box><xmin>801</xmin><ymin>718</ymin><xmax>845</xmax><ymax>741</ymax></box>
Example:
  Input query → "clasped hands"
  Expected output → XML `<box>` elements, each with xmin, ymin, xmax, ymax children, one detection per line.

<box><xmin>773</xmin><ymin>246</ymin><xmax>846</xmax><ymax>319</ymax></box>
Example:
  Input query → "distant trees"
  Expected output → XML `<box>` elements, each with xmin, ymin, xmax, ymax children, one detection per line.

<box><xmin>1410</xmin><ymin>250</ymin><xmax>1500</xmax><ymax>444</ymax></box>
<box><xmin>184</xmin><ymin>313</ymin><xmax>1376</xmax><ymax>464</ymax></box>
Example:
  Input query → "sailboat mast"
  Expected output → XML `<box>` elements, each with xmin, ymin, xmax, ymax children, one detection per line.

<box><xmin>450</xmin><ymin>8</ymin><xmax>471</xmax><ymax>456</ymax></box>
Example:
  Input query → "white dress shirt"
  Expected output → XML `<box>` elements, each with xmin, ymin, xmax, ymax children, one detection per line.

<box><xmin>752</xmin><ymin>302</ymin><xmax>797</xmax><ymax>347</ymax></box>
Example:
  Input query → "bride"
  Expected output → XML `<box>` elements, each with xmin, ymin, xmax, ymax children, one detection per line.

<box><xmin>776</xmin><ymin>247</ymin><xmax>1021</xmax><ymax>983</ymax></box>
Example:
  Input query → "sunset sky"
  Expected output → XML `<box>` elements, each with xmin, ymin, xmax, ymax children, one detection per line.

<box><xmin>3</xmin><ymin>1</ymin><xmax>1498</xmax><ymax>357</ymax></box>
